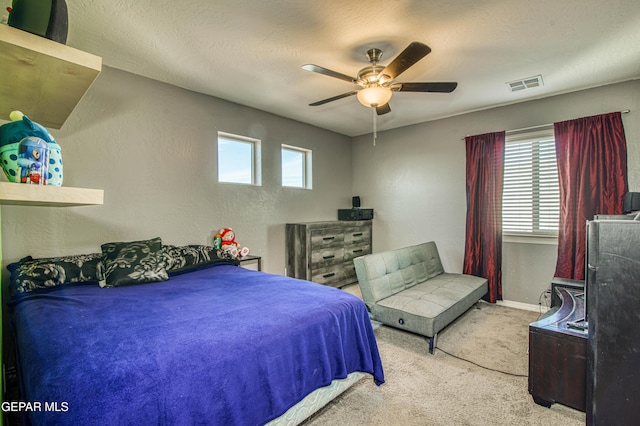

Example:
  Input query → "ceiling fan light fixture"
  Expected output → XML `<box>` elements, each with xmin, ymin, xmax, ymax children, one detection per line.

<box><xmin>357</xmin><ymin>86</ymin><xmax>392</xmax><ymax>107</ymax></box>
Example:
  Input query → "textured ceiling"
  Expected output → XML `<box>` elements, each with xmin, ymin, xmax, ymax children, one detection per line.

<box><xmin>44</xmin><ymin>1</ymin><xmax>640</xmax><ymax>135</ymax></box>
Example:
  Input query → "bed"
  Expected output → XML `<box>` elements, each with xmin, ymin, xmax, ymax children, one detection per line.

<box><xmin>8</xmin><ymin>239</ymin><xmax>384</xmax><ymax>425</ymax></box>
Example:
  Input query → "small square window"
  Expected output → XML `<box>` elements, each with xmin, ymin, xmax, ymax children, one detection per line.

<box><xmin>218</xmin><ymin>132</ymin><xmax>261</xmax><ymax>185</ymax></box>
<box><xmin>282</xmin><ymin>145</ymin><xmax>312</xmax><ymax>189</ymax></box>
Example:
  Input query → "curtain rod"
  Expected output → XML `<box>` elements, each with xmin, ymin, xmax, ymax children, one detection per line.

<box><xmin>461</xmin><ymin>109</ymin><xmax>631</xmax><ymax>141</ymax></box>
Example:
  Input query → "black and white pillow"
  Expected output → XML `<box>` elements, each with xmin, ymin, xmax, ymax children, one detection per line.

<box><xmin>161</xmin><ymin>244</ymin><xmax>238</xmax><ymax>274</ymax></box>
<box><xmin>101</xmin><ymin>237</ymin><xmax>168</xmax><ymax>287</ymax></box>
<box><xmin>8</xmin><ymin>253</ymin><xmax>105</xmax><ymax>295</ymax></box>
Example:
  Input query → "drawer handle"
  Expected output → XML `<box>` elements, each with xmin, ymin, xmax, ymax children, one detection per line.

<box><xmin>353</xmin><ymin>249</ymin><xmax>363</xmax><ymax>253</ymax></box>
<box><xmin>323</xmin><ymin>273</ymin><xmax>336</xmax><ymax>278</ymax></box>
<box><xmin>352</xmin><ymin>233</ymin><xmax>363</xmax><ymax>237</ymax></box>
<box><xmin>323</xmin><ymin>236</ymin><xmax>335</xmax><ymax>241</ymax></box>
<box><xmin>323</xmin><ymin>255</ymin><xmax>335</xmax><ymax>260</ymax></box>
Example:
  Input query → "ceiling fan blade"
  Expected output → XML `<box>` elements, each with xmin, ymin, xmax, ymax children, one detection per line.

<box><xmin>376</xmin><ymin>103</ymin><xmax>391</xmax><ymax>115</ymax></box>
<box><xmin>395</xmin><ymin>82</ymin><xmax>458</xmax><ymax>93</ymax></box>
<box><xmin>301</xmin><ymin>64</ymin><xmax>356</xmax><ymax>84</ymax></box>
<box><xmin>381</xmin><ymin>42</ymin><xmax>432</xmax><ymax>80</ymax></box>
<box><xmin>309</xmin><ymin>91</ymin><xmax>358</xmax><ymax>106</ymax></box>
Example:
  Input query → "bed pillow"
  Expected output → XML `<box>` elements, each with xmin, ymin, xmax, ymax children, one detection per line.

<box><xmin>101</xmin><ymin>237</ymin><xmax>168</xmax><ymax>287</ymax></box>
<box><xmin>161</xmin><ymin>244</ymin><xmax>239</xmax><ymax>274</ymax></box>
<box><xmin>8</xmin><ymin>253</ymin><xmax>105</xmax><ymax>295</ymax></box>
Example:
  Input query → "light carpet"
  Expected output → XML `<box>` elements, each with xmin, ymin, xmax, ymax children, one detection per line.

<box><xmin>303</xmin><ymin>292</ymin><xmax>586</xmax><ymax>425</ymax></box>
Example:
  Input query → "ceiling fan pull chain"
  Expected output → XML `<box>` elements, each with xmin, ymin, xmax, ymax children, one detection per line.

<box><xmin>372</xmin><ymin>106</ymin><xmax>377</xmax><ymax>146</ymax></box>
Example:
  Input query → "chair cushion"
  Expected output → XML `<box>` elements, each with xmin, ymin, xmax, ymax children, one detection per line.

<box><xmin>354</xmin><ymin>242</ymin><xmax>445</xmax><ymax>309</ymax></box>
<box><xmin>372</xmin><ymin>273</ymin><xmax>488</xmax><ymax>337</ymax></box>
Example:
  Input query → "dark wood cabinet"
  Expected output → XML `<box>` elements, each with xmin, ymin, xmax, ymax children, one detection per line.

<box><xmin>528</xmin><ymin>288</ymin><xmax>587</xmax><ymax>412</ymax></box>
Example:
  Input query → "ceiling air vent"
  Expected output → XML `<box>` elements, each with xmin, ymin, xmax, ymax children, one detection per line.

<box><xmin>507</xmin><ymin>75</ymin><xmax>544</xmax><ymax>92</ymax></box>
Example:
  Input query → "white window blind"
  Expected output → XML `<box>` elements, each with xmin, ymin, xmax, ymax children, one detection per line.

<box><xmin>503</xmin><ymin>128</ymin><xmax>559</xmax><ymax>235</ymax></box>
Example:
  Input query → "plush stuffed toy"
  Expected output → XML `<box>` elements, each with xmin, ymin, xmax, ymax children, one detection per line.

<box><xmin>217</xmin><ymin>228</ymin><xmax>249</xmax><ymax>258</ymax></box>
<box><xmin>0</xmin><ymin>111</ymin><xmax>64</xmax><ymax>185</ymax></box>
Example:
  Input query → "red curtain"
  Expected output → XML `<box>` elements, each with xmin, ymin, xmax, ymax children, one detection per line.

<box><xmin>463</xmin><ymin>131</ymin><xmax>505</xmax><ymax>303</ymax></box>
<box><xmin>554</xmin><ymin>112</ymin><xmax>628</xmax><ymax>280</ymax></box>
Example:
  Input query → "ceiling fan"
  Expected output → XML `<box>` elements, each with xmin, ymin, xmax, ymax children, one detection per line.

<box><xmin>302</xmin><ymin>41</ymin><xmax>457</xmax><ymax>115</ymax></box>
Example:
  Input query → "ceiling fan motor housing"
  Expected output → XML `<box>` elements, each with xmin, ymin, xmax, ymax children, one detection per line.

<box><xmin>357</xmin><ymin>66</ymin><xmax>391</xmax><ymax>87</ymax></box>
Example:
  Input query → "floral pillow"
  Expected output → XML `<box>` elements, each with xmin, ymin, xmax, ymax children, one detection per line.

<box><xmin>8</xmin><ymin>253</ymin><xmax>105</xmax><ymax>295</ymax></box>
<box><xmin>161</xmin><ymin>244</ymin><xmax>238</xmax><ymax>274</ymax></box>
<box><xmin>101</xmin><ymin>237</ymin><xmax>168</xmax><ymax>287</ymax></box>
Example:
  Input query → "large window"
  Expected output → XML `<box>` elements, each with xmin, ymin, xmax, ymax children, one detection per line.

<box><xmin>281</xmin><ymin>144</ymin><xmax>312</xmax><ymax>189</ymax></box>
<box><xmin>217</xmin><ymin>132</ymin><xmax>261</xmax><ymax>185</ymax></box>
<box><xmin>502</xmin><ymin>128</ymin><xmax>559</xmax><ymax>236</ymax></box>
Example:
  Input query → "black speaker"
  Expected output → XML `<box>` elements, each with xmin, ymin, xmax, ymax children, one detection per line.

<box><xmin>352</xmin><ymin>196</ymin><xmax>361</xmax><ymax>208</ymax></box>
<box><xmin>623</xmin><ymin>192</ymin><xmax>640</xmax><ymax>213</ymax></box>
<box><xmin>338</xmin><ymin>209</ymin><xmax>373</xmax><ymax>221</ymax></box>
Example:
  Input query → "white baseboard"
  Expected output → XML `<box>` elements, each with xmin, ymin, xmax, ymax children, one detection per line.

<box><xmin>497</xmin><ymin>299</ymin><xmax>549</xmax><ymax>313</ymax></box>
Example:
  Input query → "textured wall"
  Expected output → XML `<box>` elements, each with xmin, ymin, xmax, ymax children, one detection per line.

<box><xmin>1</xmin><ymin>67</ymin><xmax>353</xmax><ymax>275</ymax></box>
<box><xmin>352</xmin><ymin>79</ymin><xmax>640</xmax><ymax>305</ymax></box>
<box><xmin>2</xmin><ymin>67</ymin><xmax>638</xmax><ymax>305</ymax></box>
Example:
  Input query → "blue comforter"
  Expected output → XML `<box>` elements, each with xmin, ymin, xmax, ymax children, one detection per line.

<box><xmin>12</xmin><ymin>264</ymin><xmax>384</xmax><ymax>425</ymax></box>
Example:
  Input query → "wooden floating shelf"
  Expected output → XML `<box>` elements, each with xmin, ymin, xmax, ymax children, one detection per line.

<box><xmin>0</xmin><ymin>24</ymin><xmax>102</xmax><ymax>129</ymax></box>
<box><xmin>0</xmin><ymin>181</ymin><xmax>104</xmax><ymax>207</ymax></box>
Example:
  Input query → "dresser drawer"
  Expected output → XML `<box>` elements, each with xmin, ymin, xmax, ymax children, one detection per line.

<box><xmin>311</xmin><ymin>265</ymin><xmax>352</xmax><ymax>287</ymax></box>
<box><xmin>310</xmin><ymin>229</ymin><xmax>344</xmax><ymax>248</ymax></box>
<box><xmin>344</xmin><ymin>228</ymin><xmax>371</xmax><ymax>245</ymax></box>
<box><xmin>343</xmin><ymin>262</ymin><xmax>357</xmax><ymax>281</ymax></box>
<box><xmin>344</xmin><ymin>244</ymin><xmax>371</xmax><ymax>261</ymax></box>
<box><xmin>310</xmin><ymin>247</ymin><xmax>345</xmax><ymax>266</ymax></box>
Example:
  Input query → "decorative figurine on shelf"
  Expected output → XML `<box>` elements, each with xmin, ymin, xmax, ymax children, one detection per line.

<box><xmin>218</xmin><ymin>228</ymin><xmax>250</xmax><ymax>258</ymax></box>
<box><xmin>17</xmin><ymin>137</ymin><xmax>49</xmax><ymax>185</ymax></box>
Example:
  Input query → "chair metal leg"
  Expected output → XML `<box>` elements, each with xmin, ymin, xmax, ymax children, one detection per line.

<box><xmin>428</xmin><ymin>333</ymin><xmax>437</xmax><ymax>354</ymax></box>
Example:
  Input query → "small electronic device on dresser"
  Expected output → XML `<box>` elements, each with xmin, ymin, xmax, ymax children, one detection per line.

<box><xmin>339</xmin><ymin>196</ymin><xmax>374</xmax><ymax>221</ymax></box>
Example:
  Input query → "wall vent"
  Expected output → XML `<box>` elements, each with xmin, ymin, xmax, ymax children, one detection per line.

<box><xmin>507</xmin><ymin>75</ymin><xmax>544</xmax><ymax>92</ymax></box>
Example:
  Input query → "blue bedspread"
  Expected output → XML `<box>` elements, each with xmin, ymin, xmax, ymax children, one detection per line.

<box><xmin>12</xmin><ymin>264</ymin><xmax>384</xmax><ymax>425</ymax></box>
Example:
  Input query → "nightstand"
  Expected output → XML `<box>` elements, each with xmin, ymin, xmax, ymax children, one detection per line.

<box><xmin>238</xmin><ymin>255</ymin><xmax>262</xmax><ymax>271</ymax></box>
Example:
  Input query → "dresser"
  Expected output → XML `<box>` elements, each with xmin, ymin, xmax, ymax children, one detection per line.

<box><xmin>285</xmin><ymin>220</ymin><xmax>372</xmax><ymax>287</ymax></box>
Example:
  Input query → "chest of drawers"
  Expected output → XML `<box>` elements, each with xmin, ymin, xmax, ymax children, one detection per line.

<box><xmin>285</xmin><ymin>220</ymin><xmax>372</xmax><ymax>287</ymax></box>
